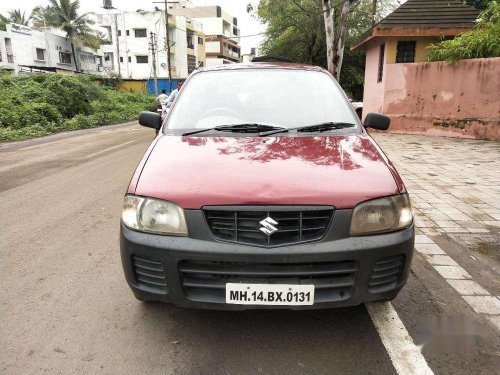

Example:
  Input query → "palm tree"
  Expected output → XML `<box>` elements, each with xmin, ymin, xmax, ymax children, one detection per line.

<box><xmin>32</xmin><ymin>0</ymin><xmax>101</xmax><ymax>72</ymax></box>
<box><xmin>8</xmin><ymin>9</ymin><xmax>32</xmax><ymax>25</ymax></box>
<box><xmin>0</xmin><ymin>9</ymin><xmax>32</xmax><ymax>29</ymax></box>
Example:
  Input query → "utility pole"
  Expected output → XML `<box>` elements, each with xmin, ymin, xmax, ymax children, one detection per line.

<box><xmin>164</xmin><ymin>0</ymin><xmax>172</xmax><ymax>92</ymax></box>
<box><xmin>149</xmin><ymin>32</ymin><xmax>159</xmax><ymax>96</ymax></box>
<box><xmin>113</xmin><ymin>13</ymin><xmax>121</xmax><ymax>78</ymax></box>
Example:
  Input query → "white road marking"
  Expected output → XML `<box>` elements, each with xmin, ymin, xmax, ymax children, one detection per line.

<box><xmin>463</xmin><ymin>296</ymin><xmax>500</xmax><ymax>315</ymax></box>
<box><xmin>85</xmin><ymin>140</ymin><xmax>134</xmax><ymax>159</ymax></box>
<box><xmin>414</xmin><ymin>243</ymin><xmax>446</xmax><ymax>255</ymax></box>
<box><xmin>424</xmin><ymin>254</ymin><xmax>459</xmax><ymax>266</ymax></box>
<box><xmin>433</xmin><ymin>265</ymin><xmax>472</xmax><ymax>280</ymax></box>
<box><xmin>366</xmin><ymin>302</ymin><xmax>434</xmax><ymax>375</ymax></box>
<box><xmin>415</xmin><ymin>234</ymin><xmax>435</xmax><ymax>244</ymax></box>
<box><xmin>414</xmin><ymin>236</ymin><xmax>499</xmax><ymax>327</ymax></box>
<box><xmin>18</xmin><ymin>139</ymin><xmax>66</xmax><ymax>151</ymax></box>
<box><xmin>447</xmin><ymin>280</ymin><xmax>491</xmax><ymax>296</ymax></box>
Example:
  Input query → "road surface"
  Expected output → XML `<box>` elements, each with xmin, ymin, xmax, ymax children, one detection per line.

<box><xmin>1</xmin><ymin>123</ymin><xmax>498</xmax><ymax>374</ymax></box>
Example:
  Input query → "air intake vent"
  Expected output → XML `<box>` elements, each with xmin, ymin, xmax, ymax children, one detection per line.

<box><xmin>369</xmin><ymin>255</ymin><xmax>405</xmax><ymax>293</ymax></box>
<box><xmin>179</xmin><ymin>260</ymin><xmax>357</xmax><ymax>304</ymax></box>
<box><xmin>204</xmin><ymin>207</ymin><xmax>333</xmax><ymax>247</ymax></box>
<box><xmin>132</xmin><ymin>255</ymin><xmax>167</xmax><ymax>292</ymax></box>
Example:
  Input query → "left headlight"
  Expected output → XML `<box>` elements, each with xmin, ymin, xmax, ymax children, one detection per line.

<box><xmin>122</xmin><ymin>195</ymin><xmax>188</xmax><ymax>236</ymax></box>
<box><xmin>350</xmin><ymin>193</ymin><xmax>412</xmax><ymax>236</ymax></box>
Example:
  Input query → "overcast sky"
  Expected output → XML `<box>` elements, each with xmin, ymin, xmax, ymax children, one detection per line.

<box><xmin>0</xmin><ymin>0</ymin><xmax>265</xmax><ymax>54</ymax></box>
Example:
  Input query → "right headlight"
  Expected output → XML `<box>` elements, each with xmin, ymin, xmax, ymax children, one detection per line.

<box><xmin>350</xmin><ymin>193</ymin><xmax>412</xmax><ymax>236</ymax></box>
<box><xmin>122</xmin><ymin>195</ymin><xmax>188</xmax><ymax>236</ymax></box>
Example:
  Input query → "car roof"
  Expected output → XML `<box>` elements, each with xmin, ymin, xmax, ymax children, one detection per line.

<box><xmin>196</xmin><ymin>62</ymin><xmax>328</xmax><ymax>74</ymax></box>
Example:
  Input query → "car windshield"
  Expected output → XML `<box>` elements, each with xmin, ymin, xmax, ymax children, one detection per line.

<box><xmin>166</xmin><ymin>69</ymin><xmax>358</xmax><ymax>132</ymax></box>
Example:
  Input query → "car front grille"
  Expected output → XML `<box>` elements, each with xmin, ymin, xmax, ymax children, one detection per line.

<box><xmin>179</xmin><ymin>260</ymin><xmax>357</xmax><ymax>304</ymax></box>
<box><xmin>369</xmin><ymin>255</ymin><xmax>405</xmax><ymax>293</ymax></box>
<box><xmin>132</xmin><ymin>255</ymin><xmax>167</xmax><ymax>292</ymax></box>
<box><xmin>204</xmin><ymin>207</ymin><xmax>334</xmax><ymax>247</ymax></box>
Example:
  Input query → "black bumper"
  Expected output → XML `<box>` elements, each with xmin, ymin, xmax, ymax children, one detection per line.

<box><xmin>120</xmin><ymin>209</ymin><xmax>415</xmax><ymax>310</ymax></box>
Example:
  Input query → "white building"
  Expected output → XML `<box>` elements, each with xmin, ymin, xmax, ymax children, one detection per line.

<box><xmin>92</xmin><ymin>10</ymin><xmax>206</xmax><ymax>80</ymax></box>
<box><xmin>168</xmin><ymin>1</ymin><xmax>241</xmax><ymax>65</ymax></box>
<box><xmin>0</xmin><ymin>23</ymin><xmax>101</xmax><ymax>75</ymax></box>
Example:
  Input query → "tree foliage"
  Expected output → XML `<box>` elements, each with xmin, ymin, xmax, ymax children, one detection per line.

<box><xmin>428</xmin><ymin>1</ymin><xmax>500</xmax><ymax>63</ymax></box>
<box><xmin>0</xmin><ymin>9</ymin><xmax>32</xmax><ymax>30</ymax></box>
<box><xmin>254</xmin><ymin>0</ymin><xmax>397</xmax><ymax>98</ymax></box>
<box><xmin>32</xmin><ymin>0</ymin><xmax>102</xmax><ymax>71</ymax></box>
<box><xmin>465</xmin><ymin>0</ymin><xmax>491</xmax><ymax>10</ymax></box>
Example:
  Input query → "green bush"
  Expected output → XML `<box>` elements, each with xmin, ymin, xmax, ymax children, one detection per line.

<box><xmin>19</xmin><ymin>103</ymin><xmax>63</xmax><ymax>128</ymax></box>
<box><xmin>428</xmin><ymin>1</ymin><xmax>500</xmax><ymax>63</ymax></box>
<box><xmin>0</xmin><ymin>73</ymin><xmax>155</xmax><ymax>142</ymax></box>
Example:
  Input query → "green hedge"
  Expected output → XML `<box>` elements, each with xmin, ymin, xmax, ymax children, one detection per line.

<box><xmin>0</xmin><ymin>73</ymin><xmax>155</xmax><ymax>142</ymax></box>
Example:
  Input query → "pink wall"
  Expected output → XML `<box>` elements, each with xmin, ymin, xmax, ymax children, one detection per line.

<box><xmin>362</xmin><ymin>56</ymin><xmax>500</xmax><ymax>141</ymax></box>
<box><xmin>362</xmin><ymin>41</ymin><xmax>385</xmax><ymax>115</ymax></box>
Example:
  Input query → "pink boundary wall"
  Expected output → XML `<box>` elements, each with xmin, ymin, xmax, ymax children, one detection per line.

<box><xmin>362</xmin><ymin>57</ymin><xmax>500</xmax><ymax>141</ymax></box>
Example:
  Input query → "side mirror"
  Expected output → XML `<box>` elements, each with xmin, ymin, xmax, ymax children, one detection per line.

<box><xmin>363</xmin><ymin>113</ymin><xmax>390</xmax><ymax>131</ymax></box>
<box><xmin>139</xmin><ymin>111</ymin><xmax>161</xmax><ymax>130</ymax></box>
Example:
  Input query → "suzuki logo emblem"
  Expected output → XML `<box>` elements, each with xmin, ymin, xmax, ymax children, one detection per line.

<box><xmin>259</xmin><ymin>216</ymin><xmax>278</xmax><ymax>235</ymax></box>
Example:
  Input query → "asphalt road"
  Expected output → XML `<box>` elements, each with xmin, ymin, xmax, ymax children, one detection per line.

<box><xmin>1</xmin><ymin>123</ymin><xmax>498</xmax><ymax>375</ymax></box>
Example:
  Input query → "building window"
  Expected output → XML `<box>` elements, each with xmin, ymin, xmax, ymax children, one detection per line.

<box><xmin>79</xmin><ymin>54</ymin><xmax>95</xmax><ymax>64</ymax></box>
<box><xmin>198</xmin><ymin>37</ymin><xmax>203</xmax><ymax>45</ymax></box>
<box><xmin>126</xmin><ymin>30</ymin><xmax>130</xmax><ymax>36</ymax></box>
<box><xmin>102</xmin><ymin>26</ymin><xmax>112</xmax><ymax>44</ymax></box>
<box><xmin>128</xmin><ymin>56</ymin><xmax>131</xmax><ymax>63</ymax></box>
<box><xmin>377</xmin><ymin>43</ymin><xmax>385</xmax><ymax>82</ymax></box>
<box><xmin>187</xmin><ymin>35</ymin><xmax>194</xmax><ymax>49</ymax></box>
<box><xmin>118</xmin><ymin>30</ymin><xmax>122</xmax><ymax>36</ymax></box>
<box><xmin>59</xmin><ymin>52</ymin><xmax>72</xmax><ymax>64</ymax></box>
<box><xmin>134</xmin><ymin>29</ymin><xmax>147</xmax><ymax>38</ymax></box>
<box><xmin>120</xmin><ymin>56</ymin><xmax>124</xmax><ymax>63</ymax></box>
<box><xmin>36</xmin><ymin>48</ymin><xmax>46</xmax><ymax>61</ymax></box>
<box><xmin>136</xmin><ymin>55</ymin><xmax>148</xmax><ymax>64</ymax></box>
<box><xmin>396</xmin><ymin>41</ymin><xmax>416</xmax><ymax>63</ymax></box>
<box><xmin>187</xmin><ymin>54</ymin><xmax>196</xmax><ymax>74</ymax></box>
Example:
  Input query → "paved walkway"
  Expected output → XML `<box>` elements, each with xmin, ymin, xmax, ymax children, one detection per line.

<box><xmin>373</xmin><ymin>132</ymin><xmax>500</xmax><ymax>328</ymax></box>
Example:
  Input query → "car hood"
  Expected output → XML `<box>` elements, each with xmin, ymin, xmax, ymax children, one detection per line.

<box><xmin>132</xmin><ymin>134</ymin><xmax>403</xmax><ymax>209</ymax></box>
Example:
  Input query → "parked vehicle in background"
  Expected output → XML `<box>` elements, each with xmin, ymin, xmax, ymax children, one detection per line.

<box><xmin>349</xmin><ymin>99</ymin><xmax>363</xmax><ymax>119</ymax></box>
<box><xmin>121</xmin><ymin>63</ymin><xmax>414</xmax><ymax>310</ymax></box>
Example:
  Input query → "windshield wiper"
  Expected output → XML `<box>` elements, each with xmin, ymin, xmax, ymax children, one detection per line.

<box><xmin>182</xmin><ymin>123</ymin><xmax>286</xmax><ymax>136</ymax></box>
<box><xmin>296</xmin><ymin>122</ymin><xmax>356</xmax><ymax>133</ymax></box>
<box><xmin>260</xmin><ymin>122</ymin><xmax>356</xmax><ymax>136</ymax></box>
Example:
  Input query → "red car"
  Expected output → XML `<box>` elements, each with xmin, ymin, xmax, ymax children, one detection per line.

<box><xmin>121</xmin><ymin>63</ymin><xmax>414</xmax><ymax>309</ymax></box>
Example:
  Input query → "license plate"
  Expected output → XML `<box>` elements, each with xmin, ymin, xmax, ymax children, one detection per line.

<box><xmin>226</xmin><ymin>283</ymin><xmax>315</xmax><ymax>306</ymax></box>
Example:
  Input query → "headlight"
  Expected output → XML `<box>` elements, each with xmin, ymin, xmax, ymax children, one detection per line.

<box><xmin>350</xmin><ymin>194</ymin><xmax>412</xmax><ymax>236</ymax></box>
<box><xmin>122</xmin><ymin>195</ymin><xmax>188</xmax><ymax>236</ymax></box>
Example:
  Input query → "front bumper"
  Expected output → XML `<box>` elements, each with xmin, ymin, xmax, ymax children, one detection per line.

<box><xmin>120</xmin><ymin>209</ymin><xmax>415</xmax><ymax>310</ymax></box>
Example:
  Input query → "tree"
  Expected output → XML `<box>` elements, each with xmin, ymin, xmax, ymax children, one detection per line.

<box><xmin>254</xmin><ymin>0</ymin><xmax>398</xmax><ymax>96</ymax></box>
<box><xmin>32</xmin><ymin>0</ymin><xmax>101</xmax><ymax>72</ymax></box>
<box><xmin>7</xmin><ymin>9</ymin><xmax>32</xmax><ymax>25</ymax></box>
<box><xmin>0</xmin><ymin>9</ymin><xmax>32</xmax><ymax>30</ymax></box>
<box><xmin>465</xmin><ymin>0</ymin><xmax>491</xmax><ymax>10</ymax></box>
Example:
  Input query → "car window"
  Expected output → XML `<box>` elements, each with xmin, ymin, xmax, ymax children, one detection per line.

<box><xmin>166</xmin><ymin>69</ymin><xmax>358</xmax><ymax>131</ymax></box>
